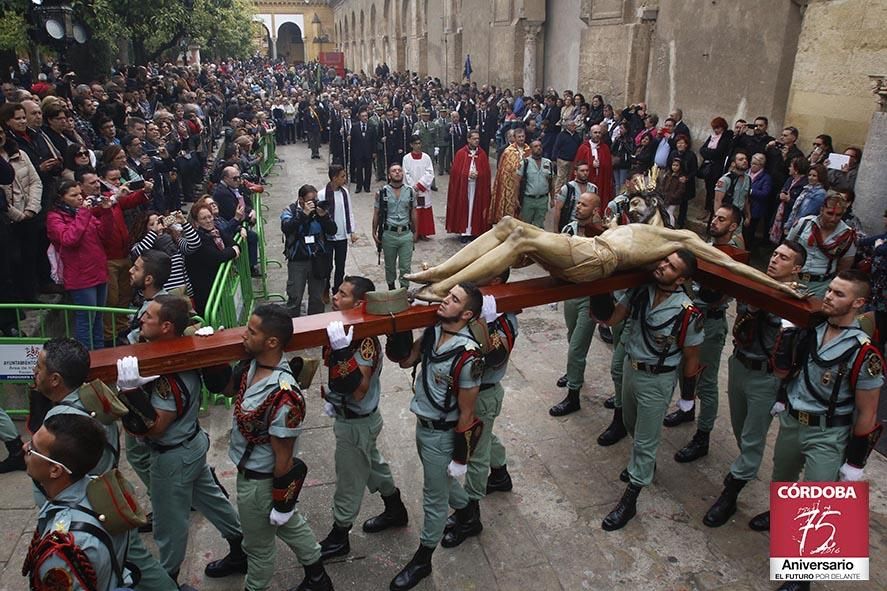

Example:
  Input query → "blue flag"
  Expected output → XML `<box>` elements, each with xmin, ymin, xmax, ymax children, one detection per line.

<box><xmin>463</xmin><ymin>54</ymin><xmax>473</xmax><ymax>81</ymax></box>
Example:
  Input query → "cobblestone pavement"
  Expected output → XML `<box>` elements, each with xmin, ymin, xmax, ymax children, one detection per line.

<box><xmin>1</xmin><ymin>139</ymin><xmax>884</xmax><ymax>591</ymax></box>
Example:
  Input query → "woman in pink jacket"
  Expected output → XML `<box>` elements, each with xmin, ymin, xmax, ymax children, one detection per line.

<box><xmin>46</xmin><ymin>179</ymin><xmax>113</xmax><ymax>349</ymax></box>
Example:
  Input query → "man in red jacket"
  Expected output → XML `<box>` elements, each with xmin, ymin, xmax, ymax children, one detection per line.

<box><xmin>77</xmin><ymin>167</ymin><xmax>149</xmax><ymax>344</ymax></box>
<box><xmin>573</xmin><ymin>125</ymin><xmax>614</xmax><ymax>213</ymax></box>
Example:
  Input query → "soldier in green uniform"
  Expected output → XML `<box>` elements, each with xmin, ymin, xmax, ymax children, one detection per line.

<box><xmin>318</xmin><ymin>276</ymin><xmax>409</xmax><ymax>561</ymax></box>
<box><xmin>33</xmin><ymin>337</ymin><xmax>184</xmax><ymax>591</ymax></box>
<box><xmin>371</xmin><ymin>105</ymin><xmax>386</xmax><ymax>181</ymax></box>
<box><xmin>116</xmin><ymin>295</ymin><xmax>245</xmax><ymax>582</ymax></box>
<box><xmin>386</xmin><ymin>283</ymin><xmax>485</xmax><ymax>591</ymax></box>
<box><xmin>23</xmin><ymin>414</ymin><xmax>125</xmax><ymax>591</ymax></box>
<box><xmin>786</xmin><ymin>193</ymin><xmax>857</xmax><ymax>298</ymax></box>
<box><xmin>372</xmin><ymin>164</ymin><xmax>418</xmax><ymax>290</ymax></box>
<box><xmin>592</xmin><ymin>249</ymin><xmax>705</xmax><ymax>531</ymax></box>
<box><xmin>413</xmin><ymin>108</ymin><xmax>437</xmax><ymax>172</ymax></box>
<box><xmin>550</xmin><ymin>191</ymin><xmax>602</xmax><ymax>416</ymax></box>
<box><xmin>226</xmin><ymin>304</ymin><xmax>332</xmax><ymax>591</ymax></box>
<box><xmin>433</xmin><ymin>108</ymin><xmax>451</xmax><ymax>174</ymax></box>
<box><xmin>123</xmin><ymin>250</ymin><xmax>171</xmax><ymax>527</ymax></box>
<box><xmin>748</xmin><ymin>271</ymin><xmax>884</xmax><ymax>542</ymax></box>
<box><xmin>551</xmin><ymin>161</ymin><xmax>597</xmax><ymax>231</ymax></box>
<box><xmin>515</xmin><ymin>139</ymin><xmax>555</xmax><ymax>229</ymax></box>
<box><xmin>597</xmin><ymin>316</ymin><xmax>630</xmax><ymax>446</ymax></box>
<box><xmin>703</xmin><ymin>241</ymin><xmax>804</xmax><ymax>528</ymax></box>
<box><xmin>664</xmin><ymin>205</ymin><xmax>743</xmax><ymax>462</ymax></box>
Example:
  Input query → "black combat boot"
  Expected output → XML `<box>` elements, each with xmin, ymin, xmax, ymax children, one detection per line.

<box><xmin>603</xmin><ymin>395</ymin><xmax>616</xmax><ymax>409</ymax></box>
<box><xmin>663</xmin><ymin>405</ymin><xmax>695</xmax><ymax>427</ymax></box>
<box><xmin>602</xmin><ymin>483</ymin><xmax>642</xmax><ymax>531</ymax></box>
<box><xmin>319</xmin><ymin>523</ymin><xmax>351</xmax><ymax>560</ymax></box>
<box><xmin>290</xmin><ymin>560</ymin><xmax>333</xmax><ymax>591</ymax></box>
<box><xmin>204</xmin><ymin>536</ymin><xmax>248</xmax><ymax>577</ymax></box>
<box><xmin>441</xmin><ymin>500</ymin><xmax>483</xmax><ymax>548</ymax></box>
<box><xmin>776</xmin><ymin>582</ymin><xmax>810</xmax><ymax>591</ymax></box>
<box><xmin>597</xmin><ymin>407</ymin><xmax>628</xmax><ymax>446</ymax></box>
<box><xmin>703</xmin><ymin>473</ymin><xmax>748</xmax><ymax>527</ymax></box>
<box><xmin>549</xmin><ymin>388</ymin><xmax>581</xmax><ymax>416</ymax></box>
<box><xmin>0</xmin><ymin>436</ymin><xmax>26</xmax><ymax>473</ymax></box>
<box><xmin>556</xmin><ymin>374</ymin><xmax>568</xmax><ymax>388</ymax></box>
<box><xmin>674</xmin><ymin>429</ymin><xmax>710</xmax><ymax>463</ymax></box>
<box><xmin>749</xmin><ymin>510</ymin><xmax>770</xmax><ymax>531</ymax></box>
<box><xmin>390</xmin><ymin>544</ymin><xmax>434</xmax><ymax>591</ymax></box>
<box><xmin>363</xmin><ymin>488</ymin><xmax>409</xmax><ymax>533</ymax></box>
<box><xmin>486</xmin><ymin>465</ymin><xmax>513</xmax><ymax>493</ymax></box>
<box><xmin>388</xmin><ymin>282</ymin><xmax>396</xmax><ymax>290</ymax></box>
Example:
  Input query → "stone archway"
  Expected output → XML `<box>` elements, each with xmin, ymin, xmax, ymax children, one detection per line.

<box><xmin>277</xmin><ymin>22</ymin><xmax>305</xmax><ymax>64</ymax></box>
<box><xmin>252</xmin><ymin>21</ymin><xmax>273</xmax><ymax>58</ymax></box>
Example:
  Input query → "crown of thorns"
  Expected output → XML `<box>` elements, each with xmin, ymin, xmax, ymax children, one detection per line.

<box><xmin>632</xmin><ymin>166</ymin><xmax>659</xmax><ymax>193</ymax></box>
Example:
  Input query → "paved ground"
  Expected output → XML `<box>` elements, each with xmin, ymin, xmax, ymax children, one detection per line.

<box><xmin>1</xmin><ymin>139</ymin><xmax>885</xmax><ymax>591</ymax></box>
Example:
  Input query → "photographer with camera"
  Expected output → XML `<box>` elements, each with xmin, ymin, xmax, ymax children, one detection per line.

<box><xmin>281</xmin><ymin>184</ymin><xmax>337</xmax><ymax>318</ymax></box>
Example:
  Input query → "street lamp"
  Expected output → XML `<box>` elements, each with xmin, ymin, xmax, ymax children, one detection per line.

<box><xmin>28</xmin><ymin>0</ymin><xmax>89</xmax><ymax>75</ymax></box>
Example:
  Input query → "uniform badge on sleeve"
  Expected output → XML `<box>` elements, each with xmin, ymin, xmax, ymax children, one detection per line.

<box><xmin>154</xmin><ymin>377</ymin><xmax>171</xmax><ymax>400</ymax></box>
<box><xmin>470</xmin><ymin>358</ymin><xmax>485</xmax><ymax>381</ymax></box>
<box><xmin>868</xmin><ymin>354</ymin><xmax>883</xmax><ymax>377</ymax></box>
<box><xmin>360</xmin><ymin>338</ymin><xmax>376</xmax><ymax>361</ymax></box>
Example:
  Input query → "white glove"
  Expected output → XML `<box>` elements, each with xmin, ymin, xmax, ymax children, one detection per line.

<box><xmin>195</xmin><ymin>326</ymin><xmax>214</xmax><ymax>336</ymax></box>
<box><xmin>839</xmin><ymin>462</ymin><xmax>864</xmax><ymax>482</ymax></box>
<box><xmin>481</xmin><ymin>295</ymin><xmax>499</xmax><ymax>324</ymax></box>
<box><xmin>322</xmin><ymin>401</ymin><xmax>336</xmax><ymax>417</ymax></box>
<box><xmin>770</xmin><ymin>401</ymin><xmax>786</xmax><ymax>417</ymax></box>
<box><xmin>434</xmin><ymin>147</ymin><xmax>440</xmax><ymax>156</ymax></box>
<box><xmin>269</xmin><ymin>508</ymin><xmax>294</xmax><ymax>526</ymax></box>
<box><xmin>116</xmin><ymin>356</ymin><xmax>160</xmax><ymax>391</ymax></box>
<box><xmin>447</xmin><ymin>460</ymin><xmax>467</xmax><ymax>478</ymax></box>
<box><xmin>780</xmin><ymin>319</ymin><xmax>796</xmax><ymax>329</ymax></box>
<box><xmin>326</xmin><ymin>321</ymin><xmax>353</xmax><ymax>351</ymax></box>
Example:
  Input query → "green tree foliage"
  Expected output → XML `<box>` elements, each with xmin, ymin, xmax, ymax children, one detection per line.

<box><xmin>0</xmin><ymin>3</ymin><xmax>30</xmax><ymax>52</ymax></box>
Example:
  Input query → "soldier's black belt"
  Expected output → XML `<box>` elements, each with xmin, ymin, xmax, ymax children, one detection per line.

<box><xmin>384</xmin><ymin>224</ymin><xmax>410</xmax><ymax>232</ymax></box>
<box><xmin>239</xmin><ymin>468</ymin><xmax>273</xmax><ymax>480</ymax></box>
<box><xmin>146</xmin><ymin>425</ymin><xmax>201</xmax><ymax>454</ymax></box>
<box><xmin>734</xmin><ymin>350</ymin><xmax>772</xmax><ymax>373</ymax></box>
<box><xmin>799</xmin><ymin>272</ymin><xmax>831</xmax><ymax>283</ymax></box>
<box><xmin>629</xmin><ymin>360</ymin><xmax>676</xmax><ymax>374</ymax></box>
<box><xmin>417</xmin><ymin>417</ymin><xmax>457</xmax><ymax>431</ymax></box>
<box><xmin>705</xmin><ymin>309</ymin><xmax>726</xmax><ymax>319</ymax></box>
<box><xmin>479</xmin><ymin>383</ymin><xmax>497</xmax><ymax>391</ymax></box>
<box><xmin>336</xmin><ymin>405</ymin><xmax>378</xmax><ymax>419</ymax></box>
<box><xmin>523</xmin><ymin>194</ymin><xmax>548</xmax><ymax>199</ymax></box>
<box><xmin>788</xmin><ymin>407</ymin><xmax>853</xmax><ymax>428</ymax></box>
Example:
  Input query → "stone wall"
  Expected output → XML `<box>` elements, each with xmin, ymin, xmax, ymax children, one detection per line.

<box><xmin>785</xmin><ymin>0</ymin><xmax>887</xmax><ymax>150</ymax></box>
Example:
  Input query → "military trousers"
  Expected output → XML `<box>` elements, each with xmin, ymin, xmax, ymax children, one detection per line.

<box><xmin>564</xmin><ymin>297</ymin><xmax>595</xmax><ymax>390</ymax></box>
<box><xmin>465</xmin><ymin>383</ymin><xmax>506</xmax><ymax>501</ymax></box>
<box><xmin>609</xmin><ymin>320</ymin><xmax>628</xmax><ymax>408</ymax></box>
<box><xmin>332</xmin><ymin>410</ymin><xmax>397</xmax><ymax>527</ymax></box>
<box><xmin>622</xmin><ymin>358</ymin><xmax>679</xmax><ymax>487</ymax></box>
<box><xmin>415</xmin><ymin>421</ymin><xmax>470</xmax><ymax>547</ymax></box>
<box><xmin>127</xmin><ymin>532</ymin><xmax>179</xmax><ymax>591</ymax></box>
<box><xmin>237</xmin><ymin>472</ymin><xmax>322</xmax><ymax>591</ymax></box>
<box><xmin>126</xmin><ymin>432</ymin><xmax>152</xmax><ymax>489</ymax></box>
<box><xmin>727</xmin><ymin>356</ymin><xmax>780</xmax><ymax>480</ymax></box>
<box><xmin>521</xmin><ymin>194</ymin><xmax>549</xmax><ymax>229</ymax></box>
<box><xmin>696</xmin><ymin>315</ymin><xmax>728</xmax><ymax>432</ymax></box>
<box><xmin>149</xmin><ymin>431</ymin><xmax>242</xmax><ymax>575</ymax></box>
<box><xmin>0</xmin><ymin>408</ymin><xmax>17</xmax><ymax>441</ymax></box>
<box><xmin>375</xmin><ymin>149</ymin><xmax>386</xmax><ymax>180</ymax></box>
<box><xmin>381</xmin><ymin>229</ymin><xmax>413</xmax><ymax>288</ymax></box>
<box><xmin>771</xmin><ymin>412</ymin><xmax>850</xmax><ymax>482</ymax></box>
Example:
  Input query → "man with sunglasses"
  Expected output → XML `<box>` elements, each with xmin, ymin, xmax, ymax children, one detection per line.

<box><xmin>24</xmin><ymin>414</ymin><xmax>125</xmax><ymax>591</ymax></box>
<box><xmin>33</xmin><ymin>337</ymin><xmax>186</xmax><ymax>591</ymax></box>
<box><xmin>213</xmin><ymin>165</ymin><xmax>260</xmax><ymax>277</ymax></box>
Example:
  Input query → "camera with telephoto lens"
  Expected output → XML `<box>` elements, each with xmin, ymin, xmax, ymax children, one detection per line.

<box><xmin>315</xmin><ymin>200</ymin><xmax>329</xmax><ymax>211</ymax></box>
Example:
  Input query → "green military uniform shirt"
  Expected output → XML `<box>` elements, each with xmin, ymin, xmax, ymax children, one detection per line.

<box><xmin>517</xmin><ymin>156</ymin><xmax>554</xmax><ymax>196</ymax></box>
<box><xmin>619</xmin><ymin>285</ymin><xmax>704</xmax><ymax>368</ymax></box>
<box><xmin>325</xmin><ymin>336</ymin><xmax>383</xmax><ymax>415</ymax></box>
<box><xmin>556</xmin><ymin>180</ymin><xmax>598</xmax><ymax>222</ymax></box>
<box><xmin>46</xmin><ymin>390</ymin><xmax>119</xmax><ymax>477</ymax></box>
<box><xmin>413</xmin><ymin>120</ymin><xmax>436</xmax><ymax>150</ymax></box>
<box><xmin>732</xmin><ymin>301</ymin><xmax>782</xmax><ymax>361</ymax></box>
<box><xmin>787</xmin><ymin>215</ymin><xmax>857</xmax><ymax>277</ymax></box>
<box><xmin>375</xmin><ymin>184</ymin><xmax>414</xmax><ymax>227</ymax></box>
<box><xmin>786</xmin><ymin>321</ymin><xmax>883</xmax><ymax>415</ymax></box>
<box><xmin>228</xmin><ymin>359</ymin><xmax>304</xmax><ymax>473</ymax></box>
<box><xmin>126</xmin><ymin>289</ymin><xmax>168</xmax><ymax>344</ymax></box>
<box><xmin>31</xmin><ymin>477</ymin><xmax>127</xmax><ymax>591</ymax></box>
<box><xmin>147</xmin><ymin>370</ymin><xmax>202</xmax><ymax>447</ymax></box>
<box><xmin>410</xmin><ymin>325</ymin><xmax>483</xmax><ymax>422</ymax></box>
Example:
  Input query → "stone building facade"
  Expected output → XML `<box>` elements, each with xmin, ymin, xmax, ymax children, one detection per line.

<box><xmin>253</xmin><ymin>1</ymin><xmax>336</xmax><ymax>63</ymax></box>
<box><xmin>329</xmin><ymin>0</ymin><xmax>884</xmax><ymax>151</ymax></box>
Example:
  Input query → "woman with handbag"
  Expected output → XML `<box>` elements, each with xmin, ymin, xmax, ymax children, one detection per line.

<box><xmin>697</xmin><ymin>117</ymin><xmax>733</xmax><ymax>221</ymax></box>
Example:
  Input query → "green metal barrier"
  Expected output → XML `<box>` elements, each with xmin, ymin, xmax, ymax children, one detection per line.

<box><xmin>251</xmin><ymin>191</ymin><xmax>285</xmax><ymax>303</ymax></box>
<box><xmin>0</xmin><ymin>303</ymin><xmax>134</xmax><ymax>415</ymax></box>
<box><xmin>258</xmin><ymin>133</ymin><xmax>277</xmax><ymax>178</ymax></box>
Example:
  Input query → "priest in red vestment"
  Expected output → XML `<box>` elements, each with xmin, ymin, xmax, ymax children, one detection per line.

<box><xmin>446</xmin><ymin>130</ymin><xmax>492</xmax><ymax>242</ymax></box>
<box><xmin>573</xmin><ymin>124</ymin><xmax>614</xmax><ymax>212</ymax></box>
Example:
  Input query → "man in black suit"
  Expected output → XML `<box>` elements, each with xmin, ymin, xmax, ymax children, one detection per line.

<box><xmin>382</xmin><ymin>108</ymin><xmax>403</xmax><ymax>167</ymax></box>
<box><xmin>212</xmin><ymin>165</ymin><xmax>260</xmax><ymax>275</ymax></box>
<box><xmin>476</xmin><ymin>99</ymin><xmax>498</xmax><ymax>157</ymax></box>
<box><xmin>669</xmin><ymin>108</ymin><xmax>691</xmax><ymax>149</ymax></box>
<box><xmin>350</xmin><ymin>110</ymin><xmax>375</xmax><ymax>193</ymax></box>
<box><xmin>449</xmin><ymin>112</ymin><xmax>468</xmax><ymax>155</ymax></box>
